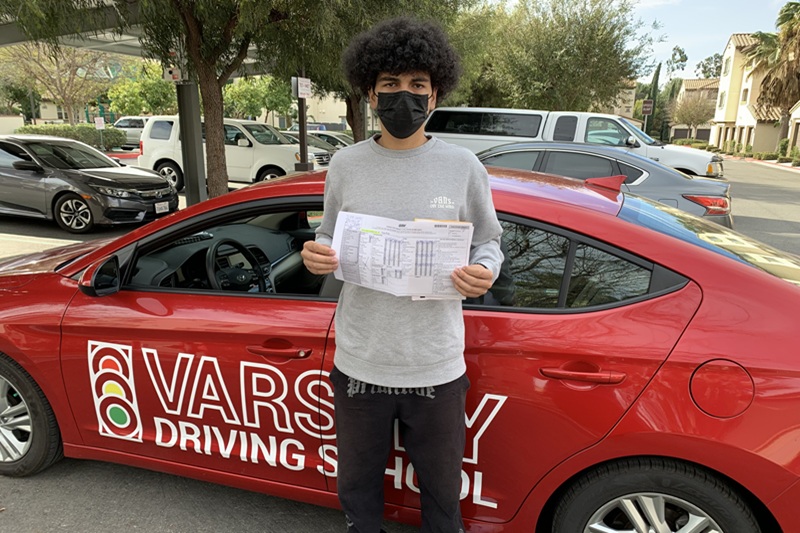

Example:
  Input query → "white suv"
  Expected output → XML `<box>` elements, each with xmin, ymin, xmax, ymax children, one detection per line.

<box><xmin>137</xmin><ymin>116</ymin><xmax>326</xmax><ymax>191</ymax></box>
<box><xmin>112</xmin><ymin>116</ymin><xmax>149</xmax><ymax>149</ymax></box>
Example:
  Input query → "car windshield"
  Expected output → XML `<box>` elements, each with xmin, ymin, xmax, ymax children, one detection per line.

<box><xmin>619</xmin><ymin>195</ymin><xmax>800</xmax><ymax>287</ymax></box>
<box><xmin>242</xmin><ymin>124</ymin><xmax>293</xmax><ymax>145</ymax></box>
<box><xmin>620</xmin><ymin>118</ymin><xmax>657</xmax><ymax>146</ymax></box>
<box><xmin>26</xmin><ymin>141</ymin><xmax>117</xmax><ymax>170</ymax></box>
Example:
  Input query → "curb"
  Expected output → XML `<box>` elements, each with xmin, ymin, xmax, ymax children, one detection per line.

<box><xmin>723</xmin><ymin>156</ymin><xmax>800</xmax><ymax>174</ymax></box>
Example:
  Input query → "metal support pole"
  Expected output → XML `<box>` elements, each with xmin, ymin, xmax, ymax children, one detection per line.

<box><xmin>176</xmin><ymin>81</ymin><xmax>207</xmax><ymax>206</ymax></box>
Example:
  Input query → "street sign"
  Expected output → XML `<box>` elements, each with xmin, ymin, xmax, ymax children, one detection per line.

<box><xmin>292</xmin><ymin>76</ymin><xmax>312</xmax><ymax>99</ymax></box>
<box><xmin>94</xmin><ymin>117</ymin><xmax>105</xmax><ymax>130</ymax></box>
<box><xmin>642</xmin><ymin>99</ymin><xmax>654</xmax><ymax>116</ymax></box>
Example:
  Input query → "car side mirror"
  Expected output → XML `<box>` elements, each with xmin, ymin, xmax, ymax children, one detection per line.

<box><xmin>12</xmin><ymin>160</ymin><xmax>43</xmax><ymax>172</ymax></box>
<box><xmin>626</xmin><ymin>136</ymin><xmax>639</xmax><ymax>147</ymax></box>
<box><xmin>79</xmin><ymin>256</ymin><xmax>121</xmax><ymax>297</ymax></box>
<box><xmin>237</xmin><ymin>138</ymin><xmax>250</xmax><ymax>147</ymax></box>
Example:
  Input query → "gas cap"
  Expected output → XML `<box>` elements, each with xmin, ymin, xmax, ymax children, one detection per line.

<box><xmin>690</xmin><ymin>359</ymin><xmax>754</xmax><ymax>418</ymax></box>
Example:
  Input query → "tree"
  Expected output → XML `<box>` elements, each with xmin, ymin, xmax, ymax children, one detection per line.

<box><xmin>665</xmin><ymin>45</ymin><xmax>688</xmax><ymax>78</ymax></box>
<box><xmin>644</xmin><ymin>62</ymin><xmax>661</xmax><ymax>135</ymax></box>
<box><xmin>108</xmin><ymin>63</ymin><xmax>177</xmax><ymax>116</ymax></box>
<box><xmin>0</xmin><ymin>43</ymin><xmax>116</xmax><ymax>125</ymax></box>
<box><xmin>746</xmin><ymin>22</ymin><xmax>800</xmax><ymax>142</ymax></box>
<box><xmin>695</xmin><ymin>53</ymin><xmax>722</xmax><ymax>78</ymax></box>
<box><xmin>490</xmin><ymin>0</ymin><xmax>657</xmax><ymax>111</ymax></box>
<box><xmin>0</xmin><ymin>81</ymin><xmax>41</xmax><ymax>120</ymax></box>
<box><xmin>672</xmin><ymin>94</ymin><xmax>714</xmax><ymax>138</ymax></box>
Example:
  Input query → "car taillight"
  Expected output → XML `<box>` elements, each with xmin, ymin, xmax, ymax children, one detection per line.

<box><xmin>139</xmin><ymin>140</ymin><xmax>143</xmax><ymax>154</ymax></box>
<box><xmin>683</xmin><ymin>195</ymin><xmax>731</xmax><ymax>215</ymax></box>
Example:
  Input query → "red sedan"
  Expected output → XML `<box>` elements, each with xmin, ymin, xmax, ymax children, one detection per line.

<box><xmin>1</xmin><ymin>168</ymin><xmax>799</xmax><ymax>533</ymax></box>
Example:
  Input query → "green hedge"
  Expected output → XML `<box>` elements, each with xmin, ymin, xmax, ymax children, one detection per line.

<box><xmin>778</xmin><ymin>156</ymin><xmax>793</xmax><ymax>163</ymax></box>
<box><xmin>672</xmin><ymin>138</ymin><xmax>696</xmax><ymax>145</ymax></box>
<box><xmin>14</xmin><ymin>123</ymin><xmax>126</xmax><ymax>151</ymax></box>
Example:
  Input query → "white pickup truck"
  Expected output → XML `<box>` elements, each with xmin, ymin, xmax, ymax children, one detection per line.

<box><xmin>425</xmin><ymin>107</ymin><xmax>724</xmax><ymax>178</ymax></box>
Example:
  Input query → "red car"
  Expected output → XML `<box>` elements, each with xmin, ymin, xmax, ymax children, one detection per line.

<box><xmin>1</xmin><ymin>168</ymin><xmax>799</xmax><ymax>533</ymax></box>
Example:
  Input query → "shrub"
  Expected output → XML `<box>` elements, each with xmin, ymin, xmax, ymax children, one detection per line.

<box><xmin>754</xmin><ymin>152</ymin><xmax>764</xmax><ymax>160</ymax></box>
<box><xmin>673</xmin><ymin>138</ymin><xmax>695</xmax><ymax>146</ymax></box>
<box><xmin>792</xmin><ymin>158</ymin><xmax>800</xmax><ymax>166</ymax></box>
<box><xmin>792</xmin><ymin>146</ymin><xmax>800</xmax><ymax>159</ymax></box>
<box><xmin>778</xmin><ymin>156</ymin><xmax>793</xmax><ymax>163</ymax></box>
<box><xmin>762</xmin><ymin>152</ymin><xmax>779</xmax><ymax>160</ymax></box>
<box><xmin>779</xmin><ymin>137</ymin><xmax>790</xmax><ymax>156</ymax></box>
<box><xmin>742</xmin><ymin>152</ymin><xmax>753</xmax><ymax>158</ymax></box>
<box><xmin>14</xmin><ymin>123</ymin><xmax>126</xmax><ymax>151</ymax></box>
<box><xmin>691</xmin><ymin>142</ymin><xmax>709</xmax><ymax>150</ymax></box>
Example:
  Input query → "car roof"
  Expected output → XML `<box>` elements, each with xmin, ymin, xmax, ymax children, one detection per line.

<box><xmin>0</xmin><ymin>134</ymin><xmax>86</xmax><ymax>144</ymax></box>
<box><xmin>476</xmin><ymin>141</ymin><xmax>669</xmax><ymax>169</ymax></box>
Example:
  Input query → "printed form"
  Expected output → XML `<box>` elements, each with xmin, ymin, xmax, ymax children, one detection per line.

<box><xmin>331</xmin><ymin>211</ymin><xmax>474</xmax><ymax>299</ymax></box>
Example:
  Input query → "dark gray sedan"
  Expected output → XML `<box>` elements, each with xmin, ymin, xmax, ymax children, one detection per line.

<box><xmin>477</xmin><ymin>142</ymin><xmax>733</xmax><ymax>227</ymax></box>
<box><xmin>0</xmin><ymin>135</ymin><xmax>179</xmax><ymax>233</ymax></box>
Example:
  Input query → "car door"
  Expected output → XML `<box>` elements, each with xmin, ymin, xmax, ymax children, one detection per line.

<box><xmin>59</xmin><ymin>202</ymin><xmax>334</xmax><ymax>490</ymax></box>
<box><xmin>0</xmin><ymin>141</ymin><xmax>48</xmax><ymax>217</ymax></box>
<box><xmin>223</xmin><ymin>124</ymin><xmax>254</xmax><ymax>181</ymax></box>
<box><xmin>330</xmin><ymin>215</ymin><xmax>702</xmax><ymax>521</ymax></box>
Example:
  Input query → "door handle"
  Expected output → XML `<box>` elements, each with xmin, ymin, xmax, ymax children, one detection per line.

<box><xmin>540</xmin><ymin>367</ymin><xmax>625</xmax><ymax>384</ymax></box>
<box><xmin>247</xmin><ymin>345</ymin><xmax>312</xmax><ymax>359</ymax></box>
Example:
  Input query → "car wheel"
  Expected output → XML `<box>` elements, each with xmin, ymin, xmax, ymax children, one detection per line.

<box><xmin>552</xmin><ymin>458</ymin><xmax>761</xmax><ymax>533</ymax></box>
<box><xmin>156</xmin><ymin>161</ymin><xmax>185</xmax><ymax>192</ymax></box>
<box><xmin>256</xmin><ymin>166</ymin><xmax>286</xmax><ymax>182</ymax></box>
<box><xmin>0</xmin><ymin>355</ymin><xmax>63</xmax><ymax>477</ymax></box>
<box><xmin>54</xmin><ymin>193</ymin><xmax>95</xmax><ymax>234</ymax></box>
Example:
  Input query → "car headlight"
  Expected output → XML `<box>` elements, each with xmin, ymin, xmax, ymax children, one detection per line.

<box><xmin>91</xmin><ymin>185</ymin><xmax>133</xmax><ymax>198</ymax></box>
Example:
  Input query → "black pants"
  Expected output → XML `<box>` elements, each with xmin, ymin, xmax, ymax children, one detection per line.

<box><xmin>330</xmin><ymin>366</ymin><xmax>469</xmax><ymax>533</ymax></box>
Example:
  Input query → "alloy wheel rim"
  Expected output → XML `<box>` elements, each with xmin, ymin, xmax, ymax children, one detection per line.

<box><xmin>160</xmin><ymin>167</ymin><xmax>178</xmax><ymax>187</ymax></box>
<box><xmin>59</xmin><ymin>199</ymin><xmax>92</xmax><ymax>230</ymax></box>
<box><xmin>0</xmin><ymin>375</ymin><xmax>32</xmax><ymax>462</ymax></box>
<box><xmin>585</xmin><ymin>492</ymin><xmax>723</xmax><ymax>533</ymax></box>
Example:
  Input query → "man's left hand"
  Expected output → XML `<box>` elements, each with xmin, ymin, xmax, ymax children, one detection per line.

<box><xmin>451</xmin><ymin>264</ymin><xmax>493</xmax><ymax>298</ymax></box>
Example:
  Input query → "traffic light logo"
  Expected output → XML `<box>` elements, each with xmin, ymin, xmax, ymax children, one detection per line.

<box><xmin>88</xmin><ymin>341</ymin><xmax>143</xmax><ymax>442</ymax></box>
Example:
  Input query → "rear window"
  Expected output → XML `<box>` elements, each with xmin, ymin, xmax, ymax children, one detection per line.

<box><xmin>426</xmin><ymin>111</ymin><xmax>541</xmax><ymax>137</ymax></box>
<box><xmin>620</xmin><ymin>195</ymin><xmax>800</xmax><ymax>287</ymax></box>
<box><xmin>149</xmin><ymin>120</ymin><xmax>174</xmax><ymax>140</ymax></box>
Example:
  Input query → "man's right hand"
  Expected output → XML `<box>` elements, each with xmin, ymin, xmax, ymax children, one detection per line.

<box><xmin>302</xmin><ymin>241</ymin><xmax>339</xmax><ymax>274</ymax></box>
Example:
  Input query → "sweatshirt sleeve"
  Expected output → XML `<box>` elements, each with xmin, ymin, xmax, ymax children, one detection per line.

<box><xmin>315</xmin><ymin>162</ymin><xmax>341</xmax><ymax>247</ymax></box>
<box><xmin>467</xmin><ymin>161</ymin><xmax>504</xmax><ymax>283</ymax></box>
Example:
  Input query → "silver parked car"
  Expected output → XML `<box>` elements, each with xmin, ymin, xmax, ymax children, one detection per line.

<box><xmin>477</xmin><ymin>142</ymin><xmax>733</xmax><ymax>227</ymax></box>
<box><xmin>112</xmin><ymin>116</ymin><xmax>149</xmax><ymax>150</ymax></box>
<box><xmin>0</xmin><ymin>135</ymin><xmax>178</xmax><ymax>233</ymax></box>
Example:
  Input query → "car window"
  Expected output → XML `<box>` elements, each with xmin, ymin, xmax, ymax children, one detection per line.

<box><xmin>552</xmin><ymin>116</ymin><xmax>578</xmax><ymax>141</ymax></box>
<box><xmin>543</xmin><ymin>152</ymin><xmax>615</xmax><ymax>179</ymax></box>
<box><xmin>224</xmin><ymin>125</ymin><xmax>248</xmax><ymax>146</ymax></box>
<box><xmin>25</xmin><ymin>141</ymin><xmax>115</xmax><ymax>170</ymax></box>
<box><xmin>482</xmin><ymin>151</ymin><xmax>540</xmax><ymax>171</ymax></box>
<box><xmin>132</xmin><ymin>119</ymin><xmax>145</xmax><ymax>128</ymax></box>
<box><xmin>426</xmin><ymin>111</ymin><xmax>541</xmax><ymax>137</ymax></box>
<box><xmin>617</xmin><ymin>161</ymin><xmax>645</xmax><ymax>184</ymax></box>
<box><xmin>585</xmin><ymin>118</ymin><xmax>629</xmax><ymax>146</ymax></box>
<box><xmin>115</xmin><ymin>119</ymin><xmax>130</xmax><ymax>128</ymax></box>
<box><xmin>149</xmin><ymin>120</ymin><xmax>174</xmax><ymax>140</ymax></box>
<box><xmin>466</xmin><ymin>218</ymin><xmax>677</xmax><ymax>310</ymax></box>
<box><xmin>243</xmin><ymin>123</ymin><xmax>291</xmax><ymax>145</ymax></box>
<box><xmin>0</xmin><ymin>142</ymin><xmax>33</xmax><ymax>169</ymax></box>
<box><xmin>126</xmin><ymin>207</ymin><xmax>328</xmax><ymax>297</ymax></box>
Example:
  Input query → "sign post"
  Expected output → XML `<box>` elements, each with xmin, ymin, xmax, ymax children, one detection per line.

<box><xmin>642</xmin><ymin>99</ymin><xmax>654</xmax><ymax>134</ymax></box>
<box><xmin>292</xmin><ymin>75</ymin><xmax>314</xmax><ymax>172</ymax></box>
<box><xmin>94</xmin><ymin>116</ymin><xmax>105</xmax><ymax>150</ymax></box>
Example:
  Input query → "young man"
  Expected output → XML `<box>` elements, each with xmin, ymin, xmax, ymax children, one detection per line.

<box><xmin>301</xmin><ymin>17</ymin><xmax>503</xmax><ymax>533</ymax></box>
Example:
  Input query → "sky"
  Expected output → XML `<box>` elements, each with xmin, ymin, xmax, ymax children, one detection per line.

<box><xmin>633</xmin><ymin>0</ymin><xmax>787</xmax><ymax>80</ymax></box>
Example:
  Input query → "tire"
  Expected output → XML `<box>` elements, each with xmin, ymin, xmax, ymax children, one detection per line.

<box><xmin>0</xmin><ymin>355</ymin><xmax>63</xmax><ymax>477</ymax></box>
<box><xmin>256</xmin><ymin>166</ymin><xmax>286</xmax><ymax>182</ymax></box>
<box><xmin>156</xmin><ymin>161</ymin><xmax>185</xmax><ymax>192</ymax></box>
<box><xmin>54</xmin><ymin>193</ymin><xmax>95</xmax><ymax>234</ymax></box>
<box><xmin>552</xmin><ymin>458</ymin><xmax>761</xmax><ymax>533</ymax></box>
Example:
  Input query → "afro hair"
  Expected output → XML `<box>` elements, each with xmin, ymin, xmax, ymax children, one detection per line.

<box><xmin>342</xmin><ymin>17</ymin><xmax>461</xmax><ymax>101</ymax></box>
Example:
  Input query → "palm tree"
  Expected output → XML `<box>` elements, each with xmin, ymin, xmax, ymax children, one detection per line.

<box><xmin>746</xmin><ymin>3</ymin><xmax>800</xmax><ymax>144</ymax></box>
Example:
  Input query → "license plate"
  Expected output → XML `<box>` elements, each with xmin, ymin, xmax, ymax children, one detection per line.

<box><xmin>155</xmin><ymin>201</ymin><xmax>169</xmax><ymax>214</ymax></box>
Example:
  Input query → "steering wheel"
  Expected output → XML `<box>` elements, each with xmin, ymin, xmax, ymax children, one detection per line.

<box><xmin>205</xmin><ymin>238</ymin><xmax>269</xmax><ymax>292</ymax></box>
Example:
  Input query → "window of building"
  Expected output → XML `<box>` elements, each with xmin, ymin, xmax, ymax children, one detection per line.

<box><xmin>723</xmin><ymin>57</ymin><xmax>731</xmax><ymax>76</ymax></box>
<box><xmin>718</xmin><ymin>92</ymin><xmax>727</xmax><ymax>109</ymax></box>
<box><xmin>741</xmin><ymin>88</ymin><xmax>749</xmax><ymax>103</ymax></box>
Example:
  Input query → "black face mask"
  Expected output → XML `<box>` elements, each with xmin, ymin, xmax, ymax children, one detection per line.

<box><xmin>375</xmin><ymin>91</ymin><xmax>430</xmax><ymax>139</ymax></box>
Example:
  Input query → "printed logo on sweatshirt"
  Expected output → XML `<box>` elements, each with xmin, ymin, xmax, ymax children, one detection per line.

<box><xmin>430</xmin><ymin>195</ymin><xmax>456</xmax><ymax>209</ymax></box>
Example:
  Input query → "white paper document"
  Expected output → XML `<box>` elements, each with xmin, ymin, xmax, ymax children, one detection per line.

<box><xmin>331</xmin><ymin>211</ymin><xmax>474</xmax><ymax>299</ymax></box>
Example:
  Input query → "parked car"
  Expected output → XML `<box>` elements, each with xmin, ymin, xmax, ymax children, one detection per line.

<box><xmin>137</xmin><ymin>116</ymin><xmax>326</xmax><ymax>191</ymax></box>
<box><xmin>0</xmin><ymin>134</ymin><xmax>178</xmax><ymax>233</ymax></box>
<box><xmin>2</xmin><ymin>167</ymin><xmax>800</xmax><ymax>532</ymax></box>
<box><xmin>281</xmin><ymin>130</ymin><xmax>339</xmax><ymax>153</ymax></box>
<box><xmin>309</xmin><ymin>130</ymin><xmax>354</xmax><ymax>149</ymax></box>
<box><xmin>425</xmin><ymin>107</ymin><xmax>724</xmax><ymax>177</ymax></box>
<box><xmin>477</xmin><ymin>142</ymin><xmax>734</xmax><ymax>227</ymax></box>
<box><xmin>287</xmin><ymin>122</ymin><xmax>326</xmax><ymax>131</ymax></box>
<box><xmin>112</xmin><ymin>116</ymin><xmax>149</xmax><ymax>150</ymax></box>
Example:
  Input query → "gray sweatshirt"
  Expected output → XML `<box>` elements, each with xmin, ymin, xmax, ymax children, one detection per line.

<box><xmin>316</xmin><ymin>136</ymin><xmax>503</xmax><ymax>387</ymax></box>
